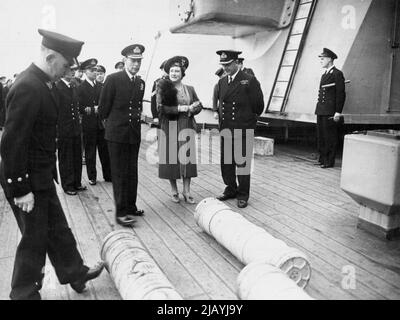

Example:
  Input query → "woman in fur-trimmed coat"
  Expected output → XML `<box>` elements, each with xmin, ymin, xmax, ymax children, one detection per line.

<box><xmin>156</xmin><ymin>56</ymin><xmax>202</xmax><ymax>204</ymax></box>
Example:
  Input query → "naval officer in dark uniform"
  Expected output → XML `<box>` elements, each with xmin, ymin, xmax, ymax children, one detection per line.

<box><xmin>315</xmin><ymin>48</ymin><xmax>346</xmax><ymax>168</ymax></box>
<box><xmin>77</xmin><ymin>59</ymin><xmax>111</xmax><ymax>184</ymax></box>
<box><xmin>56</xmin><ymin>67</ymin><xmax>87</xmax><ymax>195</ymax></box>
<box><xmin>214</xmin><ymin>50</ymin><xmax>264</xmax><ymax>208</ymax></box>
<box><xmin>99</xmin><ymin>44</ymin><xmax>146</xmax><ymax>227</ymax></box>
<box><xmin>0</xmin><ymin>29</ymin><xmax>103</xmax><ymax>300</ymax></box>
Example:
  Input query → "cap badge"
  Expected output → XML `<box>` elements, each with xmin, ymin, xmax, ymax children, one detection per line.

<box><xmin>221</xmin><ymin>53</ymin><xmax>227</xmax><ymax>60</ymax></box>
<box><xmin>133</xmin><ymin>46</ymin><xmax>141</xmax><ymax>54</ymax></box>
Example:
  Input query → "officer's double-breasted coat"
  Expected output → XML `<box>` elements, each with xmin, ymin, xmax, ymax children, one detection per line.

<box><xmin>98</xmin><ymin>70</ymin><xmax>145</xmax><ymax>217</ymax></box>
<box><xmin>215</xmin><ymin>70</ymin><xmax>264</xmax><ymax>201</ymax></box>
<box><xmin>0</xmin><ymin>64</ymin><xmax>59</xmax><ymax>197</ymax></box>
<box><xmin>315</xmin><ymin>67</ymin><xmax>346</xmax><ymax>116</ymax></box>
<box><xmin>99</xmin><ymin>71</ymin><xmax>145</xmax><ymax>144</ymax></box>
<box><xmin>77</xmin><ymin>80</ymin><xmax>101</xmax><ymax>132</ymax></box>
<box><xmin>0</xmin><ymin>63</ymin><xmax>88</xmax><ymax>300</ymax></box>
<box><xmin>314</xmin><ymin>66</ymin><xmax>346</xmax><ymax>167</ymax></box>
<box><xmin>56</xmin><ymin>80</ymin><xmax>81</xmax><ymax>138</ymax></box>
<box><xmin>216</xmin><ymin>70</ymin><xmax>264</xmax><ymax>130</ymax></box>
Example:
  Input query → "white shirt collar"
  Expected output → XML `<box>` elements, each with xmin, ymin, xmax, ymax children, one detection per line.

<box><xmin>125</xmin><ymin>69</ymin><xmax>136</xmax><ymax>81</ymax></box>
<box><xmin>83</xmin><ymin>74</ymin><xmax>95</xmax><ymax>87</ymax></box>
<box><xmin>61</xmin><ymin>78</ymin><xmax>71</xmax><ymax>87</ymax></box>
<box><xmin>229</xmin><ymin>68</ymin><xmax>241</xmax><ymax>82</ymax></box>
<box><xmin>324</xmin><ymin>65</ymin><xmax>335</xmax><ymax>74</ymax></box>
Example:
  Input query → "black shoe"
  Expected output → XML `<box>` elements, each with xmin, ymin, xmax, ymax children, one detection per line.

<box><xmin>217</xmin><ymin>194</ymin><xmax>237</xmax><ymax>201</ymax></box>
<box><xmin>116</xmin><ymin>216</ymin><xmax>136</xmax><ymax>227</ymax></box>
<box><xmin>75</xmin><ymin>186</ymin><xmax>87</xmax><ymax>191</ymax></box>
<box><xmin>129</xmin><ymin>209</ymin><xmax>144</xmax><ymax>217</ymax></box>
<box><xmin>89</xmin><ymin>180</ymin><xmax>97</xmax><ymax>186</ymax></box>
<box><xmin>104</xmin><ymin>178</ymin><xmax>112</xmax><ymax>182</ymax></box>
<box><xmin>65</xmin><ymin>190</ymin><xmax>78</xmax><ymax>196</ymax></box>
<box><xmin>70</xmin><ymin>262</ymin><xmax>105</xmax><ymax>293</ymax></box>
<box><xmin>237</xmin><ymin>200</ymin><xmax>248</xmax><ymax>209</ymax></box>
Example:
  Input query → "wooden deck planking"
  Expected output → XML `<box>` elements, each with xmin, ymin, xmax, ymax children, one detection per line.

<box><xmin>85</xmin><ymin>177</ymin><xmax>210</xmax><ymax>300</ymax></box>
<box><xmin>190</xmin><ymin>171</ymin><xmax>384</xmax><ymax>300</ymax></box>
<box><xmin>138</xmin><ymin>166</ymin><xmax>242</xmax><ymax>289</ymax></box>
<box><xmin>136</xmin><ymin>160</ymin><xmax>355</xmax><ymax>299</ymax></box>
<box><xmin>0</xmin><ymin>257</ymin><xmax>15</xmax><ymax>300</ymax></box>
<box><xmin>57</xmin><ymin>186</ymin><xmax>121</xmax><ymax>300</ymax></box>
<box><xmin>201</xmin><ymin>166</ymin><xmax>400</xmax><ymax>269</ymax></box>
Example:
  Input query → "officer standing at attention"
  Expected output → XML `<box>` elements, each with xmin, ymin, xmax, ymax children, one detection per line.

<box><xmin>99</xmin><ymin>44</ymin><xmax>146</xmax><ymax>227</ymax></box>
<box><xmin>114</xmin><ymin>61</ymin><xmax>125</xmax><ymax>71</ymax></box>
<box><xmin>315</xmin><ymin>48</ymin><xmax>346</xmax><ymax>169</ymax></box>
<box><xmin>213</xmin><ymin>50</ymin><xmax>264</xmax><ymax>209</ymax></box>
<box><xmin>56</xmin><ymin>66</ymin><xmax>87</xmax><ymax>195</ymax></box>
<box><xmin>0</xmin><ymin>29</ymin><xmax>104</xmax><ymax>300</ymax></box>
<box><xmin>77</xmin><ymin>58</ymin><xmax>111</xmax><ymax>184</ymax></box>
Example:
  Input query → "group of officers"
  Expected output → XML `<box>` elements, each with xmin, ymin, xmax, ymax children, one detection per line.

<box><xmin>0</xmin><ymin>26</ymin><xmax>345</xmax><ymax>299</ymax></box>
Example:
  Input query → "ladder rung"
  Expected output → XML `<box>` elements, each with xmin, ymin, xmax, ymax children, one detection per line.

<box><xmin>294</xmin><ymin>17</ymin><xmax>309</xmax><ymax>21</ymax></box>
<box><xmin>281</xmin><ymin>65</ymin><xmax>294</xmax><ymax>68</ymax></box>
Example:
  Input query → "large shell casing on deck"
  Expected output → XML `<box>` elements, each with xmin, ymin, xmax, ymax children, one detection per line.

<box><xmin>101</xmin><ymin>230</ymin><xmax>182</xmax><ymax>300</ymax></box>
<box><xmin>195</xmin><ymin>198</ymin><xmax>311</xmax><ymax>288</ymax></box>
<box><xmin>237</xmin><ymin>262</ymin><xmax>313</xmax><ymax>300</ymax></box>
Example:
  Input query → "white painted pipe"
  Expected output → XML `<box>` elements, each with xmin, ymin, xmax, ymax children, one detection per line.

<box><xmin>101</xmin><ymin>230</ymin><xmax>183</xmax><ymax>300</ymax></box>
<box><xmin>195</xmin><ymin>198</ymin><xmax>311</xmax><ymax>288</ymax></box>
<box><xmin>237</xmin><ymin>262</ymin><xmax>314</xmax><ymax>300</ymax></box>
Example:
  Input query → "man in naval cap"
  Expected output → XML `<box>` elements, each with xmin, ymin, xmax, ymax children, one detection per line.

<box><xmin>0</xmin><ymin>29</ymin><xmax>104</xmax><ymax>300</ymax></box>
<box><xmin>77</xmin><ymin>58</ymin><xmax>112</xmax><ymax>185</ymax></box>
<box><xmin>315</xmin><ymin>48</ymin><xmax>346</xmax><ymax>169</ymax></box>
<box><xmin>214</xmin><ymin>50</ymin><xmax>264</xmax><ymax>209</ymax></box>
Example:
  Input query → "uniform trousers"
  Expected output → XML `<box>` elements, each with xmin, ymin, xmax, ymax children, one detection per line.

<box><xmin>316</xmin><ymin>115</ymin><xmax>338</xmax><ymax>166</ymax></box>
<box><xmin>83</xmin><ymin>129</ymin><xmax>111</xmax><ymax>181</ymax></box>
<box><xmin>220</xmin><ymin>129</ymin><xmax>254</xmax><ymax>201</ymax></box>
<box><xmin>7</xmin><ymin>185</ymin><xmax>88</xmax><ymax>300</ymax></box>
<box><xmin>107</xmin><ymin>141</ymin><xmax>140</xmax><ymax>218</ymax></box>
<box><xmin>57</xmin><ymin>135</ymin><xmax>83</xmax><ymax>191</ymax></box>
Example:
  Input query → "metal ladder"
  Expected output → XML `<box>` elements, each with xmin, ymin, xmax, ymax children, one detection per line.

<box><xmin>266</xmin><ymin>0</ymin><xmax>319</xmax><ymax>113</ymax></box>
